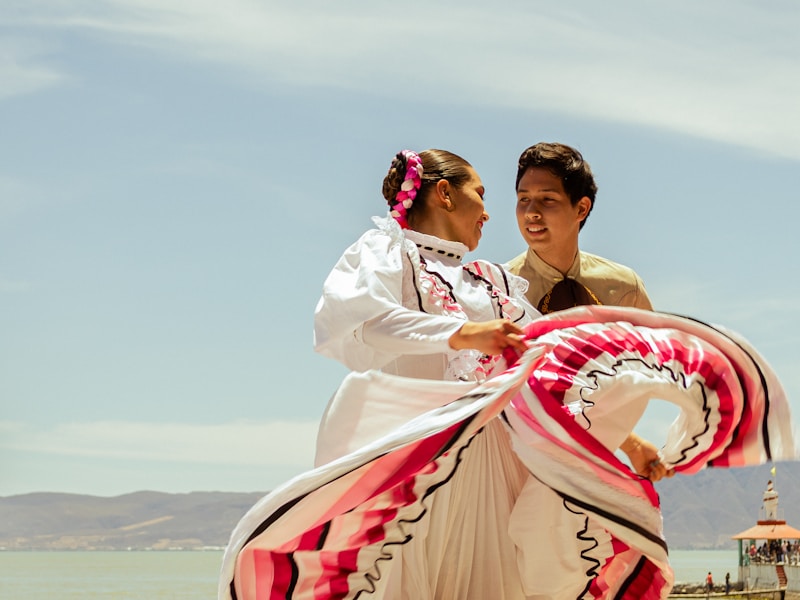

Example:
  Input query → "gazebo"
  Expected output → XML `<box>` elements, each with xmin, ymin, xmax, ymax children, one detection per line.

<box><xmin>731</xmin><ymin>480</ymin><xmax>800</xmax><ymax>591</ymax></box>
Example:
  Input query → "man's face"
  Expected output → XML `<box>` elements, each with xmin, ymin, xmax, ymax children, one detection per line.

<box><xmin>515</xmin><ymin>167</ymin><xmax>590</xmax><ymax>257</ymax></box>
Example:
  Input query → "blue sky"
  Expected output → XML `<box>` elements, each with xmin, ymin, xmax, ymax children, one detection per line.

<box><xmin>2</xmin><ymin>1</ymin><xmax>798</xmax><ymax>497</ymax></box>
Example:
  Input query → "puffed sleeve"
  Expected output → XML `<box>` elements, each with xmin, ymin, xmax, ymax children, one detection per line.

<box><xmin>313</xmin><ymin>222</ymin><xmax>464</xmax><ymax>372</ymax></box>
<box><xmin>619</xmin><ymin>272</ymin><xmax>654</xmax><ymax>311</ymax></box>
<box><xmin>633</xmin><ymin>273</ymin><xmax>654</xmax><ymax>310</ymax></box>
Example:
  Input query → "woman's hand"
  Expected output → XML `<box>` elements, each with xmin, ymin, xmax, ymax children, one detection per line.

<box><xmin>448</xmin><ymin>319</ymin><xmax>529</xmax><ymax>356</ymax></box>
<box><xmin>620</xmin><ymin>432</ymin><xmax>675</xmax><ymax>482</ymax></box>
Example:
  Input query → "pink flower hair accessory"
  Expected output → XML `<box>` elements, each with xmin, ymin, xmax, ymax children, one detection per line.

<box><xmin>389</xmin><ymin>150</ymin><xmax>423</xmax><ymax>229</ymax></box>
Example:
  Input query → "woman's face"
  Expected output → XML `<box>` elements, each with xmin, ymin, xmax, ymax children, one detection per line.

<box><xmin>444</xmin><ymin>167</ymin><xmax>488</xmax><ymax>251</ymax></box>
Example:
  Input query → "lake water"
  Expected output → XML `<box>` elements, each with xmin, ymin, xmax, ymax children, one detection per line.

<box><xmin>0</xmin><ymin>549</ymin><xmax>740</xmax><ymax>598</ymax></box>
<box><xmin>0</xmin><ymin>550</ymin><xmax>223</xmax><ymax>599</ymax></box>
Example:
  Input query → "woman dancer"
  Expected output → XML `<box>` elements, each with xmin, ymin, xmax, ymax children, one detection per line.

<box><xmin>220</xmin><ymin>150</ymin><xmax>793</xmax><ymax>599</ymax></box>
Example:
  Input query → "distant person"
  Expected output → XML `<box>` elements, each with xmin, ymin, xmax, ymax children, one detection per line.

<box><xmin>725</xmin><ymin>572</ymin><xmax>731</xmax><ymax>594</ymax></box>
<box><xmin>706</xmin><ymin>571</ymin><xmax>714</xmax><ymax>592</ymax></box>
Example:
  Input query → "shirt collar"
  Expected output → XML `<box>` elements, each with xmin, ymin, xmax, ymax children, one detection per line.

<box><xmin>525</xmin><ymin>247</ymin><xmax>581</xmax><ymax>282</ymax></box>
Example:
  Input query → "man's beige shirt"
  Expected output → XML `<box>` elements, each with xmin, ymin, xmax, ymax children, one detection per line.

<box><xmin>506</xmin><ymin>248</ymin><xmax>653</xmax><ymax>311</ymax></box>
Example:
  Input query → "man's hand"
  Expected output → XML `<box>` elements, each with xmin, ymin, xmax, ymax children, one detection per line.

<box><xmin>621</xmin><ymin>432</ymin><xmax>675</xmax><ymax>482</ymax></box>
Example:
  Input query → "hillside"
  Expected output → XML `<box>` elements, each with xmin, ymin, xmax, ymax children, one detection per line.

<box><xmin>1</xmin><ymin>462</ymin><xmax>798</xmax><ymax>550</ymax></box>
<box><xmin>0</xmin><ymin>490</ymin><xmax>265</xmax><ymax>550</ymax></box>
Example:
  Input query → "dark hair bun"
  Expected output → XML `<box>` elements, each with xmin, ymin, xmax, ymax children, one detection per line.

<box><xmin>382</xmin><ymin>152</ymin><xmax>407</xmax><ymax>207</ymax></box>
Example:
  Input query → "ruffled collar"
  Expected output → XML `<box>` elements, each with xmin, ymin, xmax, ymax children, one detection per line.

<box><xmin>403</xmin><ymin>229</ymin><xmax>468</xmax><ymax>262</ymax></box>
<box><xmin>373</xmin><ymin>215</ymin><xmax>469</xmax><ymax>262</ymax></box>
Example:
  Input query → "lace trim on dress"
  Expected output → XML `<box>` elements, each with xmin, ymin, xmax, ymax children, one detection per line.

<box><xmin>372</xmin><ymin>215</ymin><xmax>406</xmax><ymax>253</ymax></box>
<box><xmin>464</xmin><ymin>261</ymin><xmax>530</xmax><ymax>325</ymax></box>
<box><xmin>505</xmin><ymin>270</ymin><xmax>530</xmax><ymax>305</ymax></box>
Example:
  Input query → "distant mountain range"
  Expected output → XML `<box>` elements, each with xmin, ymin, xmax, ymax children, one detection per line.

<box><xmin>2</xmin><ymin>462</ymin><xmax>798</xmax><ymax>551</ymax></box>
<box><xmin>0</xmin><ymin>490</ymin><xmax>265</xmax><ymax>551</ymax></box>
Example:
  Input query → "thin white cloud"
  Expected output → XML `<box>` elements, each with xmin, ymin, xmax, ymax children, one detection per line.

<box><xmin>0</xmin><ymin>37</ymin><xmax>65</xmax><ymax>100</ymax></box>
<box><xmin>0</xmin><ymin>419</ymin><xmax>318</xmax><ymax>467</ymax></box>
<box><xmin>4</xmin><ymin>1</ymin><xmax>799</xmax><ymax>159</ymax></box>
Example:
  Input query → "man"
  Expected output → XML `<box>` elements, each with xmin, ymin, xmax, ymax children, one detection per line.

<box><xmin>507</xmin><ymin>142</ymin><xmax>652</xmax><ymax>314</ymax></box>
<box><xmin>503</xmin><ymin>142</ymin><xmax>674</xmax><ymax>594</ymax></box>
<box><xmin>507</xmin><ymin>142</ymin><xmax>668</xmax><ymax>482</ymax></box>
